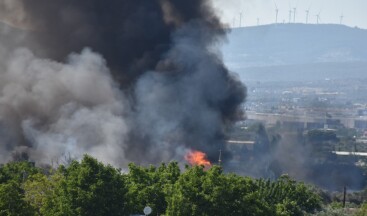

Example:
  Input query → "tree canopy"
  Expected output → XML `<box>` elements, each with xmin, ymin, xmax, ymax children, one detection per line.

<box><xmin>0</xmin><ymin>155</ymin><xmax>322</xmax><ymax>216</ymax></box>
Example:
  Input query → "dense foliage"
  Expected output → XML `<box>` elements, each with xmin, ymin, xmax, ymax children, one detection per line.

<box><xmin>0</xmin><ymin>155</ymin><xmax>323</xmax><ymax>215</ymax></box>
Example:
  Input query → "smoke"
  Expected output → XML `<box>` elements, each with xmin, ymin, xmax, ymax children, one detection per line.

<box><xmin>0</xmin><ymin>48</ymin><xmax>129</xmax><ymax>165</ymax></box>
<box><xmin>0</xmin><ymin>1</ymin><xmax>246</xmax><ymax>166</ymax></box>
<box><xmin>239</xmin><ymin>126</ymin><xmax>366</xmax><ymax>191</ymax></box>
<box><xmin>5</xmin><ymin>0</ymin><xmax>227</xmax><ymax>84</ymax></box>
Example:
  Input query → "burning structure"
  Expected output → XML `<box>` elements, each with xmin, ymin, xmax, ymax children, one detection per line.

<box><xmin>0</xmin><ymin>1</ymin><xmax>246</xmax><ymax>166</ymax></box>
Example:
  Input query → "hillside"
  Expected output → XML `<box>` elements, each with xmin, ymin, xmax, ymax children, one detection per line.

<box><xmin>222</xmin><ymin>24</ymin><xmax>367</xmax><ymax>82</ymax></box>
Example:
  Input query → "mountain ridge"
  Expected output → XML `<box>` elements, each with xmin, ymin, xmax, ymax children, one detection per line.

<box><xmin>222</xmin><ymin>24</ymin><xmax>367</xmax><ymax>82</ymax></box>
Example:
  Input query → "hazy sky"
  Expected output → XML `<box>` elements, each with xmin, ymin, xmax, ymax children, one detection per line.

<box><xmin>213</xmin><ymin>0</ymin><xmax>367</xmax><ymax>29</ymax></box>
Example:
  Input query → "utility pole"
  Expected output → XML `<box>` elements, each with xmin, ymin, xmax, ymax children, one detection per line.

<box><xmin>343</xmin><ymin>186</ymin><xmax>347</xmax><ymax>208</ymax></box>
<box><xmin>218</xmin><ymin>149</ymin><xmax>222</xmax><ymax>166</ymax></box>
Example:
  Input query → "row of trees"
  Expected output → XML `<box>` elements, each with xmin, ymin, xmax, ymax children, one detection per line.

<box><xmin>0</xmin><ymin>155</ymin><xmax>322</xmax><ymax>216</ymax></box>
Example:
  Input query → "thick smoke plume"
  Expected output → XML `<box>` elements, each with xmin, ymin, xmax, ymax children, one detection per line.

<box><xmin>0</xmin><ymin>0</ymin><xmax>246</xmax><ymax>166</ymax></box>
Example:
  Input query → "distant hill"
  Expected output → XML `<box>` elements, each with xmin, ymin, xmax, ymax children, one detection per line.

<box><xmin>222</xmin><ymin>24</ymin><xmax>367</xmax><ymax>82</ymax></box>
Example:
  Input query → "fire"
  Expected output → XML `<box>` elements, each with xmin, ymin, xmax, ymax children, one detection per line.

<box><xmin>185</xmin><ymin>150</ymin><xmax>212</xmax><ymax>167</ymax></box>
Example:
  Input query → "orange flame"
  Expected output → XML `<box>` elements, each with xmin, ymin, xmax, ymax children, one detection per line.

<box><xmin>185</xmin><ymin>150</ymin><xmax>212</xmax><ymax>167</ymax></box>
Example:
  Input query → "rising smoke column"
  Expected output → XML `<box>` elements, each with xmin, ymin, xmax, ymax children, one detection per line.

<box><xmin>10</xmin><ymin>0</ymin><xmax>226</xmax><ymax>84</ymax></box>
<box><xmin>0</xmin><ymin>0</ymin><xmax>246</xmax><ymax>166</ymax></box>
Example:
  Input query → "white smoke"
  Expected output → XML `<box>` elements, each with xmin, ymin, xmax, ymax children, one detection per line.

<box><xmin>0</xmin><ymin>48</ymin><xmax>129</xmax><ymax>165</ymax></box>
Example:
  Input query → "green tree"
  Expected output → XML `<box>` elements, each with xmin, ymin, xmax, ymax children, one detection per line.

<box><xmin>23</xmin><ymin>172</ymin><xmax>64</xmax><ymax>215</ymax></box>
<box><xmin>0</xmin><ymin>181</ymin><xmax>35</xmax><ymax>216</ymax></box>
<box><xmin>276</xmin><ymin>199</ymin><xmax>302</xmax><ymax>216</ymax></box>
<box><xmin>44</xmin><ymin>155</ymin><xmax>128</xmax><ymax>216</ymax></box>
<box><xmin>255</xmin><ymin>175</ymin><xmax>321</xmax><ymax>215</ymax></box>
<box><xmin>126</xmin><ymin>162</ymin><xmax>180</xmax><ymax>215</ymax></box>
<box><xmin>0</xmin><ymin>161</ymin><xmax>40</xmax><ymax>184</ymax></box>
<box><xmin>0</xmin><ymin>156</ymin><xmax>324</xmax><ymax>215</ymax></box>
<box><xmin>355</xmin><ymin>203</ymin><xmax>367</xmax><ymax>216</ymax></box>
<box><xmin>166</xmin><ymin>165</ymin><xmax>272</xmax><ymax>216</ymax></box>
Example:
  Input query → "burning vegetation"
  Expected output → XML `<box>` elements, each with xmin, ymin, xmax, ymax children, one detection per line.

<box><xmin>184</xmin><ymin>150</ymin><xmax>212</xmax><ymax>168</ymax></box>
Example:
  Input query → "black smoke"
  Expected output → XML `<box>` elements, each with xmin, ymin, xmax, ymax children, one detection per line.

<box><xmin>21</xmin><ymin>0</ymin><xmax>224</xmax><ymax>85</ymax></box>
<box><xmin>0</xmin><ymin>0</ymin><xmax>246</xmax><ymax>166</ymax></box>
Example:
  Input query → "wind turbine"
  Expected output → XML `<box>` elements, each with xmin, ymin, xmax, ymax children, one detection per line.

<box><xmin>292</xmin><ymin>0</ymin><xmax>300</xmax><ymax>23</ymax></box>
<box><xmin>340</xmin><ymin>13</ymin><xmax>344</xmax><ymax>25</ymax></box>
<box><xmin>305</xmin><ymin>10</ymin><xmax>310</xmax><ymax>24</ymax></box>
<box><xmin>305</xmin><ymin>5</ymin><xmax>311</xmax><ymax>24</ymax></box>
<box><xmin>239</xmin><ymin>12</ymin><xmax>242</xmax><ymax>27</ymax></box>
<box><xmin>274</xmin><ymin>1</ymin><xmax>279</xmax><ymax>24</ymax></box>
<box><xmin>288</xmin><ymin>1</ymin><xmax>292</xmax><ymax>23</ymax></box>
<box><xmin>289</xmin><ymin>10</ymin><xmax>292</xmax><ymax>23</ymax></box>
<box><xmin>293</xmin><ymin>7</ymin><xmax>297</xmax><ymax>23</ymax></box>
<box><xmin>316</xmin><ymin>12</ymin><xmax>321</xmax><ymax>24</ymax></box>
